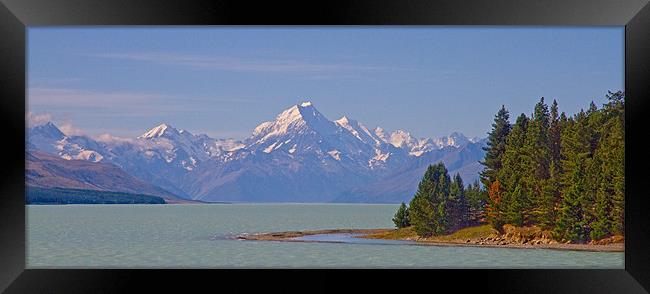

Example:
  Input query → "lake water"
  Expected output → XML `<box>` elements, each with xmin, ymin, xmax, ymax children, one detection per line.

<box><xmin>27</xmin><ymin>204</ymin><xmax>624</xmax><ymax>268</ymax></box>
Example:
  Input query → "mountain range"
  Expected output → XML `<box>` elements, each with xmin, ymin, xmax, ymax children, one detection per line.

<box><xmin>27</xmin><ymin>102</ymin><xmax>486</xmax><ymax>203</ymax></box>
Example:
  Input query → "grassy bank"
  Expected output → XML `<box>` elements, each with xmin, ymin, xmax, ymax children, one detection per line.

<box><xmin>361</xmin><ymin>225</ymin><xmax>496</xmax><ymax>242</ymax></box>
<box><xmin>361</xmin><ymin>224</ymin><xmax>623</xmax><ymax>252</ymax></box>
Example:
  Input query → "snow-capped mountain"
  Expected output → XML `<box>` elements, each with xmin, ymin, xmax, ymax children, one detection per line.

<box><xmin>27</xmin><ymin>101</ymin><xmax>487</xmax><ymax>203</ymax></box>
<box><xmin>27</xmin><ymin>122</ymin><xmax>106</xmax><ymax>162</ymax></box>
<box><xmin>134</xmin><ymin>123</ymin><xmax>244</xmax><ymax>170</ymax></box>
<box><xmin>246</xmin><ymin>102</ymin><xmax>380</xmax><ymax>166</ymax></box>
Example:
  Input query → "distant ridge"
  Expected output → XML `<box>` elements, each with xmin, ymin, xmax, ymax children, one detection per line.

<box><xmin>26</xmin><ymin>150</ymin><xmax>190</xmax><ymax>203</ymax></box>
<box><xmin>26</xmin><ymin>187</ymin><xmax>166</xmax><ymax>205</ymax></box>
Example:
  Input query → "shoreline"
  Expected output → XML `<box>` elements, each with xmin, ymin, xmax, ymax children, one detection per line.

<box><xmin>235</xmin><ymin>228</ymin><xmax>624</xmax><ymax>252</ymax></box>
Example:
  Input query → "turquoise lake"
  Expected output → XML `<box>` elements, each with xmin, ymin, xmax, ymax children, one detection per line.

<box><xmin>27</xmin><ymin>204</ymin><xmax>624</xmax><ymax>268</ymax></box>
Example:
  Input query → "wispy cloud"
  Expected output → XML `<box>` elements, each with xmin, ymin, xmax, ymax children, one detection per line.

<box><xmin>94</xmin><ymin>133</ymin><xmax>134</xmax><ymax>144</ymax></box>
<box><xmin>27</xmin><ymin>87</ymin><xmax>242</xmax><ymax>117</ymax></box>
<box><xmin>29</xmin><ymin>77</ymin><xmax>85</xmax><ymax>87</ymax></box>
<box><xmin>87</xmin><ymin>52</ymin><xmax>397</xmax><ymax>74</ymax></box>
<box><xmin>26</xmin><ymin>112</ymin><xmax>52</xmax><ymax>126</ymax></box>
<box><xmin>26</xmin><ymin>111</ymin><xmax>87</xmax><ymax>136</ymax></box>
<box><xmin>28</xmin><ymin>87</ymin><xmax>162</xmax><ymax>107</ymax></box>
<box><xmin>58</xmin><ymin>122</ymin><xmax>85</xmax><ymax>136</ymax></box>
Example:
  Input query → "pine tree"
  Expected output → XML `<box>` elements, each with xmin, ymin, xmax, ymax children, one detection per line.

<box><xmin>480</xmin><ymin>106</ymin><xmax>511</xmax><ymax>188</ymax></box>
<box><xmin>602</xmin><ymin>91</ymin><xmax>625</xmax><ymax>235</ymax></box>
<box><xmin>448</xmin><ymin>173</ymin><xmax>468</xmax><ymax>231</ymax></box>
<box><xmin>541</xmin><ymin>100</ymin><xmax>563</xmax><ymax>230</ymax></box>
<box><xmin>524</xmin><ymin>97</ymin><xmax>552</xmax><ymax>225</ymax></box>
<box><xmin>465</xmin><ymin>179</ymin><xmax>486</xmax><ymax>225</ymax></box>
<box><xmin>556</xmin><ymin>108</ymin><xmax>594</xmax><ymax>242</ymax></box>
<box><xmin>554</xmin><ymin>156</ymin><xmax>589</xmax><ymax>243</ymax></box>
<box><xmin>392</xmin><ymin>202</ymin><xmax>411</xmax><ymax>229</ymax></box>
<box><xmin>590</xmin><ymin>183</ymin><xmax>612</xmax><ymax>240</ymax></box>
<box><xmin>531</xmin><ymin>97</ymin><xmax>551</xmax><ymax>179</ymax></box>
<box><xmin>403</xmin><ymin>91</ymin><xmax>624</xmax><ymax>244</ymax></box>
<box><xmin>502</xmin><ymin>183</ymin><xmax>524</xmax><ymax>226</ymax></box>
<box><xmin>549</xmin><ymin>100</ymin><xmax>562</xmax><ymax>168</ymax></box>
<box><xmin>431</xmin><ymin>163</ymin><xmax>452</xmax><ymax>235</ymax></box>
<box><xmin>409</xmin><ymin>172</ymin><xmax>436</xmax><ymax>237</ymax></box>
<box><xmin>499</xmin><ymin>113</ymin><xmax>531</xmax><ymax>223</ymax></box>
<box><xmin>409</xmin><ymin>163</ymin><xmax>451</xmax><ymax>237</ymax></box>
<box><xmin>540</xmin><ymin>161</ymin><xmax>561</xmax><ymax>229</ymax></box>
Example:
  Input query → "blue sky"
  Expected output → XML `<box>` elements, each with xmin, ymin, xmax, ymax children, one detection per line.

<box><xmin>27</xmin><ymin>27</ymin><xmax>624</xmax><ymax>139</ymax></box>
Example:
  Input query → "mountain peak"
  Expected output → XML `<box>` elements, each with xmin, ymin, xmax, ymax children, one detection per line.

<box><xmin>139</xmin><ymin>123</ymin><xmax>179</xmax><ymax>139</ymax></box>
<box><xmin>249</xmin><ymin>101</ymin><xmax>340</xmax><ymax>147</ymax></box>
<box><xmin>29</xmin><ymin>121</ymin><xmax>65</xmax><ymax>139</ymax></box>
<box><xmin>273</xmin><ymin>101</ymin><xmax>328</xmax><ymax>125</ymax></box>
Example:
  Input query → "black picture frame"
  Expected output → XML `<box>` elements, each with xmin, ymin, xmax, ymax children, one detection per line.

<box><xmin>1</xmin><ymin>0</ymin><xmax>649</xmax><ymax>293</ymax></box>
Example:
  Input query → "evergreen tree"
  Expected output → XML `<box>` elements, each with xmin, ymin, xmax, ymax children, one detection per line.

<box><xmin>431</xmin><ymin>163</ymin><xmax>452</xmax><ymax>235</ymax></box>
<box><xmin>448</xmin><ymin>173</ymin><xmax>468</xmax><ymax>231</ymax></box>
<box><xmin>392</xmin><ymin>202</ymin><xmax>411</xmax><ymax>229</ymax></box>
<box><xmin>549</xmin><ymin>100</ymin><xmax>562</xmax><ymax>167</ymax></box>
<box><xmin>402</xmin><ymin>90</ymin><xmax>624</xmax><ymax>243</ymax></box>
<box><xmin>554</xmin><ymin>156</ymin><xmax>589</xmax><ymax>242</ymax></box>
<box><xmin>540</xmin><ymin>161</ymin><xmax>561</xmax><ymax>229</ymax></box>
<box><xmin>602</xmin><ymin>91</ymin><xmax>625</xmax><ymax>235</ymax></box>
<box><xmin>556</xmin><ymin>108</ymin><xmax>594</xmax><ymax>242</ymax></box>
<box><xmin>465</xmin><ymin>179</ymin><xmax>486</xmax><ymax>225</ymax></box>
<box><xmin>499</xmin><ymin>113</ymin><xmax>531</xmax><ymax>224</ymax></box>
<box><xmin>524</xmin><ymin>97</ymin><xmax>552</xmax><ymax>225</ymax></box>
<box><xmin>480</xmin><ymin>106</ymin><xmax>511</xmax><ymax>188</ymax></box>
<box><xmin>409</xmin><ymin>173</ymin><xmax>436</xmax><ymax>237</ymax></box>
<box><xmin>542</xmin><ymin>100</ymin><xmax>563</xmax><ymax>230</ymax></box>
<box><xmin>502</xmin><ymin>183</ymin><xmax>524</xmax><ymax>226</ymax></box>
<box><xmin>531</xmin><ymin>97</ymin><xmax>551</xmax><ymax>179</ymax></box>
<box><xmin>590</xmin><ymin>183</ymin><xmax>612</xmax><ymax>240</ymax></box>
<box><xmin>409</xmin><ymin>163</ymin><xmax>451</xmax><ymax>237</ymax></box>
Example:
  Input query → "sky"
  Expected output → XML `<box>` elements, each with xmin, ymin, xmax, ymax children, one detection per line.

<box><xmin>27</xmin><ymin>27</ymin><xmax>624</xmax><ymax>140</ymax></box>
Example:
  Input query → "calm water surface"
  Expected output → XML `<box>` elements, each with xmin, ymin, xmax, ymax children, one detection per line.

<box><xmin>27</xmin><ymin>204</ymin><xmax>624</xmax><ymax>268</ymax></box>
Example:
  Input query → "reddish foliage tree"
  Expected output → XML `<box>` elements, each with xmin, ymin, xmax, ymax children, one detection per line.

<box><xmin>487</xmin><ymin>180</ymin><xmax>505</xmax><ymax>231</ymax></box>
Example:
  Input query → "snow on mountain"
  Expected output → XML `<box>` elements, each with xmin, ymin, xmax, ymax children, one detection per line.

<box><xmin>138</xmin><ymin>123</ymin><xmax>173</xmax><ymax>139</ymax></box>
<box><xmin>334</xmin><ymin>116</ymin><xmax>385</xmax><ymax>146</ymax></box>
<box><xmin>183</xmin><ymin>102</ymin><xmax>486</xmax><ymax>202</ymax></box>
<box><xmin>27</xmin><ymin>122</ymin><xmax>66</xmax><ymax>154</ymax></box>
<box><xmin>27</xmin><ymin>121</ymin><xmax>247</xmax><ymax>199</ymax></box>
<box><xmin>249</xmin><ymin>102</ymin><xmax>338</xmax><ymax>146</ymax></box>
<box><xmin>27</xmin><ymin>102</ymin><xmax>486</xmax><ymax>203</ymax></box>
<box><xmin>435</xmin><ymin>132</ymin><xmax>470</xmax><ymax>148</ymax></box>
<box><xmin>129</xmin><ymin>123</ymin><xmax>245</xmax><ymax>169</ymax></box>
<box><xmin>246</xmin><ymin>102</ymin><xmax>376</xmax><ymax>165</ymax></box>
<box><xmin>389</xmin><ymin>130</ymin><xmax>418</xmax><ymax>149</ymax></box>
<box><xmin>27</xmin><ymin>122</ymin><xmax>107</xmax><ymax>163</ymax></box>
<box><xmin>136</xmin><ymin>123</ymin><xmax>209</xmax><ymax>169</ymax></box>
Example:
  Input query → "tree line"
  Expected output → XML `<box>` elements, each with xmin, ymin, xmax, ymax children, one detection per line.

<box><xmin>393</xmin><ymin>91</ymin><xmax>624</xmax><ymax>243</ymax></box>
<box><xmin>392</xmin><ymin>162</ymin><xmax>486</xmax><ymax>237</ymax></box>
